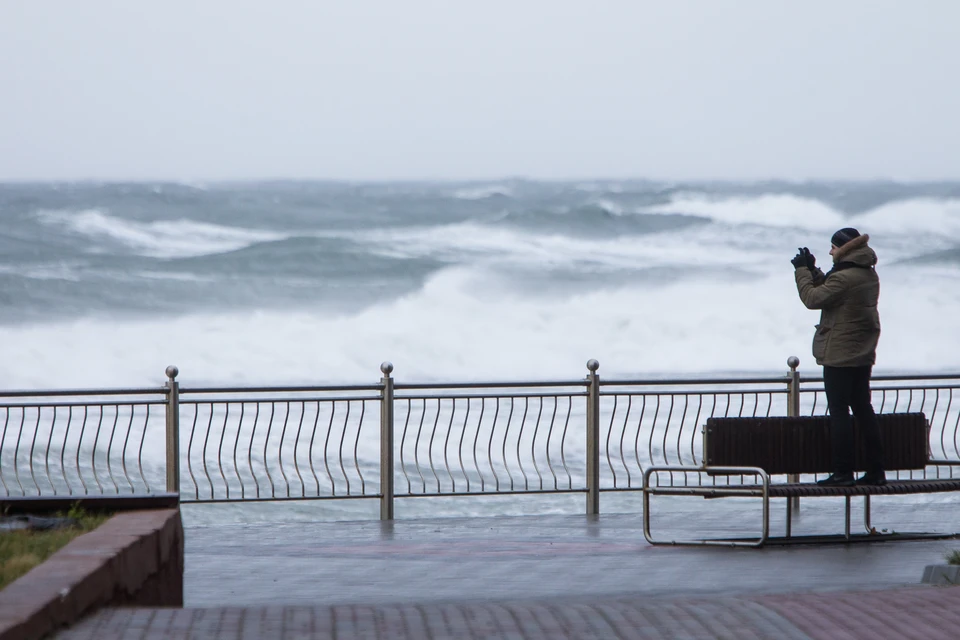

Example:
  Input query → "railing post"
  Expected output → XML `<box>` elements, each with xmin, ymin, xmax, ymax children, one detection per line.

<box><xmin>586</xmin><ymin>359</ymin><xmax>600</xmax><ymax>516</ymax></box>
<box><xmin>380</xmin><ymin>361</ymin><xmax>395</xmax><ymax>521</ymax></box>
<box><xmin>165</xmin><ymin>365</ymin><xmax>180</xmax><ymax>495</ymax></box>
<box><xmin>786</xmin><ymin>356</ymin><xmax>800</xmax><ymax>515</ymax></box>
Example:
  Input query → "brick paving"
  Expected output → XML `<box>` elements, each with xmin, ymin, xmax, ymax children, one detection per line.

<box><xmin>57</xmin><ymin>585</ymin><xmax>960</xmax><ymax>639</ymax></box>
<box><xmin>52</xmin><ymin>496</ymin><xmax>960</xmax><ymax>639</ymax></box>
<box><xmin>760</xmin><ymin>586</ymin><xmax>960</xmax><ymax>640</ymax></box>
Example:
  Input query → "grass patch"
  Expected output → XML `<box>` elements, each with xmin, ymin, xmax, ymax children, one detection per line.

<box><xmin>946</xmin><ymin>549</ymin><xmax>960</xmax><ymax>566</ymax></box>
<box><xmin>1</xmin><ymin>505</ymin><xmax>110</xmax><ymax>590</ymax></box>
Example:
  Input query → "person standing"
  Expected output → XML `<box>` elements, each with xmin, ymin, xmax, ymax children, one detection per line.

<box><xmin>791</xmin><ymin>228</ymin><xmax>886</xmax><ymax>487</ymax></box>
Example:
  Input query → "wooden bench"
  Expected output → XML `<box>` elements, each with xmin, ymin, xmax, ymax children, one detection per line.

<box><xmin>642</xmin><ymin>412</ymin><xmax>960</xmax><ymax>546</ymax></box>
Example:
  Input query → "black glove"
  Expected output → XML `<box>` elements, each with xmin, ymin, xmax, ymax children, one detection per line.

<box><xmin>791</xmin><ymin>248</ymin><xmax>806</xmax><ymax>268</ymax></box>
<box><xmin>801</xmin><ymin>247</ymin><xmax>816</xmax><ymax>269</ymax></box>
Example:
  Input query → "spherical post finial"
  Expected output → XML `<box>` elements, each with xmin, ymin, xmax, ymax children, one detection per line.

<box><xmin>787</xmin><ymin>356</ymin><xmax>800</xmax><ymax>371</ymax></box>
<box><xmin>586</xmin><ymin>359</ymin><xmax>600</xmax><ymax>372</ymax></box>
<box><xmin>380</xmin><ymin>361</ymin><xmax>394</xmax><ymax>376</ymax></box>
<box><xmin>165</xmin><ymin>365</ymin><xmax>179</xmax><ymax>380</ymax></box>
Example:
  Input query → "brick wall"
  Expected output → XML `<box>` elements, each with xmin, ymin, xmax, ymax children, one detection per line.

<box><xmin>0</xmin><ymin>508</ymin><xmax>183</xmax><ymax>640</ymax></box>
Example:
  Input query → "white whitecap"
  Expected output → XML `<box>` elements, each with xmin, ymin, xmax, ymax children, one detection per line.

<box><xmin>35</xmin><ymin>209</ymin><xmax>287</xmax><ymax>259</ymax></box>
<box><xmin>132</xmin><ymin>270</ymin><xmax>216</xmax><ymax>283</ymax></box>
<box><xmin>451</xmin><ymin>185</ymin><xmax>514</xmax><ymax>200</ymax></box>
<box><xmin>641</xmin><ymin>193</ymin><xmax>845</xmax><ymax>231</ymax></box>
<box><xmin>854</xmin><ymin>198</ymin><xmax>960</xmax><ymax>239</ymax></box>
<box><xmin>349</xmin><ymin>220</ymin><xmax>776</xmax><ymax>272</ymax></box>
<box><xmin>590</xmin><ymin>199</ymin><xmax>626</xmax><ymax>216</ymax></box>
<box><xmin>3</xmin><ymin>265</ymin><xmax>958</xmax><ymax>392</ymax></box>
<box><xmin>0</xmin><ymin>262</ymin><xmax>84</xmax><ymax>281</ymax></box>
<box><xmin>574</xmin><ymin>182</ymin><xmax>625</xmax><ymax>193</ymax></box>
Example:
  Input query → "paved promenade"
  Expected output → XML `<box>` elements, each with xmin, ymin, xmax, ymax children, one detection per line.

<box><xmin>58</xmin><ymin>496</ymin><xmax>960</xmax><ymax>638</ymax></box>
<box><xmin>58</xmin><ymin>585</ymin><xmax>960</xmax><ymax>639</ymax></box>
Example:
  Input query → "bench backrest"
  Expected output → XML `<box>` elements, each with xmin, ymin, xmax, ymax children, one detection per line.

<box><xmin>703</xmin><ymin>413</ymin><xmax>928</xmax><ymax>475</ymax></box>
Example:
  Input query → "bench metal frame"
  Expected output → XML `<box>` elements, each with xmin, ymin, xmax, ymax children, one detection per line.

<box><xmin>643</xmin><ymin>462</ymin><xmax>960</xmax><ymax>547</ymax></box>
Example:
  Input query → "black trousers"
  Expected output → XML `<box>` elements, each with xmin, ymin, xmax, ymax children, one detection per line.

<box><xmin>823</xmin><ymin>365</ymin><xmax>885</xmax><ymax>475</ymax></box>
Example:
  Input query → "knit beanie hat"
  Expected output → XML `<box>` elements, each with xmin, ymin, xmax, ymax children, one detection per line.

<box><xmin>831</xmin><ymin>227</ymin><xmax>861</xmax><ymax>248</ymax></box>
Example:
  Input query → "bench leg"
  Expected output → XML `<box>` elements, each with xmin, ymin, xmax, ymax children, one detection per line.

<box><xmin>845</xmin><ymin>496</ymin><xmax>851</xmax><ymax>540</ymax></box>
<box><xmin>787</xmin><ymin>474</ymin><xmax>800</xmax><ymax>517</ymax></box>
<box><xmin>642</xmin><ymin>466</ymin><xmax>770</xmax><ymax>546</ymax></box>
<box><xmin>863</xmin><ymin>495</ymin><xmax>873</xmax><ymax>534</ymax></box>
<box><xmin>785</xmin><ymin>500</ymin><xmax>792</xmax><ymax>538</ymax></box>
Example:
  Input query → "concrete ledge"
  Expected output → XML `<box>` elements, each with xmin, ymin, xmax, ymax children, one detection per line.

<box><xmin>922</xmin><ymin>564</ymin><xmax>960</xmax><ymax>586</ymax></box>
<box><xmin>0</xmin><ymin>506</ymin><xmax>183</xmax><ymax>640</ymax></box>
<box><xmin>0</xmin><ymin>493</ymin><xmax>180</xmax><ymax>515</ymax></box>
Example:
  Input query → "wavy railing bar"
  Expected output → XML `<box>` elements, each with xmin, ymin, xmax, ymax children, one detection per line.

<box><xmin>0</xmin><ymin>401</ymin><xmax>167</xmax><ymax>409</ymax></box>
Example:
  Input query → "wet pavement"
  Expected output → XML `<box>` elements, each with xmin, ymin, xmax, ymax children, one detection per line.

<box><xmin>179</xmin><ymin>495</ymin><xmax>960</xmax><ymax>605</ymax></box>
<box><xmin>57</xmin><ymin>495</ymin><xmax>960</xmax><ymax>638</ymax></box>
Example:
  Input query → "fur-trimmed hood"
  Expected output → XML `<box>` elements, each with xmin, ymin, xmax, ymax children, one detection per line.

<box><xmin>832</xmin><ymin>233</ymin><xmax>877</xmax><ymax>267</ymax></box>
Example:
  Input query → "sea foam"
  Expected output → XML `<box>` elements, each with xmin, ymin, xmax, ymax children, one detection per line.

<box><xmin>35</xmin><ymin>209</ymin><xmax>286</xmax><ymax>259</ymax></box>
<box><xmin>1</xmin><ymin>263</ymin><xmax>957</xmax><ymax>390</ymax></box>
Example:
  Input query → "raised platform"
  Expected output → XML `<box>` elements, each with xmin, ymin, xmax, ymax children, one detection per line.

<box><xmin>54</xmin><ymin>502</ymin><xmax>960</xmax><ymax>639</ymax></box>
<box><xmin>180</xmin><ymin>500</ymin><xmax>960</xmax><ymax>606</ymax></box>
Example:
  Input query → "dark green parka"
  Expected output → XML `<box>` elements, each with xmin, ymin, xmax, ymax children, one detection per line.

<box><xmin>794</xmin><ymin>234</ymin><xmax>881</xmax><ymax>367</ymax></box>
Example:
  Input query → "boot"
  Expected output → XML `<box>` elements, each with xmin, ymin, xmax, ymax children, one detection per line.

<box><xmin>855</xmin><ymin>470</ymin><xmax>886</xmax><ymax>486</ymax></box>
<box><xmin>816</xmin><ymin>472</ymin><xmax>855</xmax><ymax>487</ymax></box>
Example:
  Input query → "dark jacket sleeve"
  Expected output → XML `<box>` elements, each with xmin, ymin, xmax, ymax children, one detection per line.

<box><xmin>807</xmin><ymin>266</ymin><xmax>826</xmax><ymax>286</ymax></box>
<box><xmin>795</xmin><ymin>267</ymin><xmax>847</xmax><ymax>310</ymax></box>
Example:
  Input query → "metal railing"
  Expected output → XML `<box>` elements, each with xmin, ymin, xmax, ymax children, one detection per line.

<box><xmin>175</xmin><ymin>377</ymin><xmax>383</xmax><ymax>505</ymax></box>
<box><xmin>795</xmin><ymin>372</ymin><xmax>960</xmax><ymax>480</ymax></box>
<box><xmin>3</xmin><ymin>358</ymin><xmax>959</xmax><ymax>518</ymax></box>
<box><xmin>597</xmin><ymin>374</ymin><xmax>793</xmax><ymax>490</ymax></box>
<box><xmin>0</xmin><ymin>387</ymin><xmax>166</xmax><ymax>497</ymax></box>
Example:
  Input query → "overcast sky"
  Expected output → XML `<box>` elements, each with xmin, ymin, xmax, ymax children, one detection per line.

<box><xmin>1</xmin><ymin>1</ymin><xmax>958</xmax><ymax>182</ymax></box>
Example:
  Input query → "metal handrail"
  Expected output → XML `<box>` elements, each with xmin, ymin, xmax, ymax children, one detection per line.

<box><xmin>3</xmin><ymin>357</ymin><xmax>959</xmax><ymax>519</ymax></box>
<box><xmin>395</xmin><ymin>380</ymin><xmax>588</xmax><ymax>390</ymax></box>
<box><xmin>180</xmin><ymin>395</ymin><xmax>382</xmax><ymax>404</ymax></box>
<box><xmin>0</xmin><ymin>387</ymin><xmax>169</xmax><ymax>398</ymax></box>
<box><xmin>818</xmin><ymin>373</ymin><xmax>960</xmax><ymax>382</ymax></box>
<box><xmin>599</xmin><ymin>387</ymin><xmax>788</xmax><ymax>396</ymax></box>
<box><xmin>800</xmin><ymin>383</ymin><xmax>960</xmax><ymax>392</ymax></box>
<box><xmin>600</xmin><ymin>376</ymin><xmax>791</xmax><ymax>386</ymax></box>
<box><xmin>395</xmin><ymin>391</ymin><xmax>588</xmax><ymax>400</ymax></box>
<box><xmin>180</xmin><ymin>384</ymin><xmax>382</xmax><ymax>394</ymax></box>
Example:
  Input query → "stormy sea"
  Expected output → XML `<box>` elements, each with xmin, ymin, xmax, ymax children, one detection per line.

<box><xmin>3</xmin><ymin>179</ymin><xmax>958</xmax><ymax>390</ymax></box>
<box><xmin>3</xmin><ymin>179</ymin><xmax>960</xmax><ymax>522</ymax></box>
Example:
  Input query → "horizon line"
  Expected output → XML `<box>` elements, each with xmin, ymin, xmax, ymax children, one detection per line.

<box><xmin>3</xmin><ymin>175</ymin><xmax>960</xmax><ymax>186</ymax></box>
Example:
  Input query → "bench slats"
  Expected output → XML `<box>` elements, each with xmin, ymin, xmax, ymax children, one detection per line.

<box><xmin>766</xmin><ymin>478</ymin><xmax>960</xmax><ymax>498</ymax></box>
<box><xmin>704</xmin><ymin>413</ymin><xmax>929</xmax><ymax>475</ymax></box>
